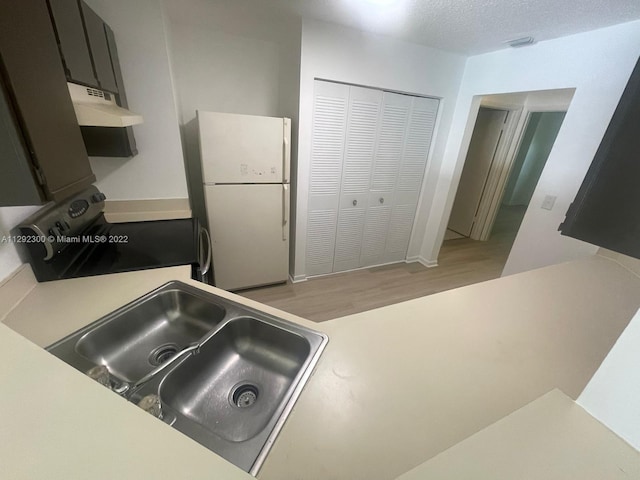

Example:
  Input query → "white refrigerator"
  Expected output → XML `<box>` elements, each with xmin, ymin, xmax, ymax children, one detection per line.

<box><xmin>197</xmin><ymin>111</ymin><xmax>291</xmax><ymax>290</ymax></box>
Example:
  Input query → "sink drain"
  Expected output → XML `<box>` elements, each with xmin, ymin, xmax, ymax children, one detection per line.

<box><xmin>149</xmin><ymin>344</ymin><xmax>179</xmax><ymax>366</ymax></box>
<box><xmin>231</xmin><ymin>384</ymin><xmax>259</xmax><ymax>408</ymax></box>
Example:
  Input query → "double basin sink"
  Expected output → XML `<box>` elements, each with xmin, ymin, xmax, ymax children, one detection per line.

<box><xmin>47</xmin><ymin>281</ymin><xmax>328</xmax><ymax>474</ymax></box>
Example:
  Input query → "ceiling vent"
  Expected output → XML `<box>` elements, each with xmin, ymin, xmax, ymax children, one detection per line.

<box><xmin>506</xmin><ymin>36</ymin><xmax>535</xmax><ymax>48</ymax></box>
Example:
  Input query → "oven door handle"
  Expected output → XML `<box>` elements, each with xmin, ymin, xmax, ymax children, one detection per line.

<box><xmin>199</xmin><ymin>226</ymin><xmax>212</xmax><ymax>276</ymax></box>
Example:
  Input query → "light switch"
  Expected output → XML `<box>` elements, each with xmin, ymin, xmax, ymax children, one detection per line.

<box><xmin>541</xmin><ymin>195</ymin><xmax>557</xmax><ymax>210</ymax></box>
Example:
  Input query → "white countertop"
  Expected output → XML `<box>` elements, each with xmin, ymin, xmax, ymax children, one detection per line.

<box><xmin>258</xmin><ymin>254</ymin><xmax>640</xmax><ymax>479</ymax></box>
<box><xmin>397</xmin><ymin>389</ymin><xmax>640</xmax><ymax>479</ymax></box>
<box><xmin>0</xmin><ymin>323</ymin><xmax>252</xmax><ymax>480</ymax></box>
<box><xmin>1</xmin><ymin>252</ymin><xmax>640</xmax><ymax>479</ymax></box>
<box><xmin>0</xmin><ymin>265</ymin><xmax>254</xmax><ymax>480</ymax></box>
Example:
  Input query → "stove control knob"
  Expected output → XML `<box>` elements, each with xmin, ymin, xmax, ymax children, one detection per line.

<box><xmin>55</xmin><ymin>220</ymin><xmax>70</xmax><ymax>233</ymax></box>
<box><xmin>91</xmin><ymin>192</ymin><xmax>107</xmax><ymax>204</ymax></box>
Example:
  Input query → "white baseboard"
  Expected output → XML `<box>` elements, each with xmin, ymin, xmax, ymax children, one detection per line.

<box><xmin>302</xmin><ymin>257</ymin><xmax>440</xmax><ymax>281</ymax></box>
<box><xmin>290</xmin><ymin>274</ymin><xmax>307</xmax><ymax>283</ymax></box>
<box><xmin>407</xmin><ymin>256</ymin><xmax>438</xmax><ymax>268</ymax></box>
<box><xmin>422</xmin><ymin>258</ymin><xmax>438</xmax><ymax>268</ymax></box>
<box><xmin>306</xmin><ymin>260</ymin><xmax>407</xmax><ymax>280</ymax></box>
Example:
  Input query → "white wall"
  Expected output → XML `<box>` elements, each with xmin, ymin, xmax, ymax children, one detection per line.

<box><xmin>163</xmin><ymin>0</ymin><xmax>301</xmax><ymax>261</ymax></box>
<box><xmin>0</xmin><ymin>206</ymin><xmax>40</xmax><ymax>281</ymax></box>
<box><xmin>167</xmin><ymin>24</ymin><xmax>284</xmax><ymax>119</ymax></box>
<box><xmin>578</xmin><ymin>307</ymin><xmax>640</xmax><ymax>450</ymax></box>
<box><xmin>294</xmin><ymin>19</ymin><xmax>467</xmax><ymax>279</ymax></box>
<box><xmin>83</xmin><ymin>0</ymin><xmax>188</xmax><ymax>200</ymax></box>
<box><xmin>420</xmin><ymin>20</ymin><xmax>640</xmax><ymax>276</ymax></box>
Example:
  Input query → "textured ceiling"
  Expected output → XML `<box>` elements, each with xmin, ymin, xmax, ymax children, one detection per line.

<box><xmin>261</xmin><ymin>0</ymin><xmax>640</xmax><ymax>54</ymax></box>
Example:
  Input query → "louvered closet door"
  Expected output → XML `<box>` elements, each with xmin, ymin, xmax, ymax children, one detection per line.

<box><xmin>333</xmin><ymin>86</ymin><xmax>382</xmax><ymax>272</ymax></box>
<box><xmin>306</xmin><ymin>80</ymin><xmax>349</xmax><ymax>275</ymax></box>
<box><xmin>360</xmin><ymin>92</ymin><xmax>411</xmax><ymax>267</ymax></box>
<box><xmin>385</xmin><ymin>96</ymin><xmax>439</xmax><ymax>263</ymax></box>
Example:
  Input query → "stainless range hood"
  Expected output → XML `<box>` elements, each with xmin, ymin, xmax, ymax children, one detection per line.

<box><xmin>67</xmin><ymin>82</ymin><xmax>143</xmax><ymax>127</ymax></box>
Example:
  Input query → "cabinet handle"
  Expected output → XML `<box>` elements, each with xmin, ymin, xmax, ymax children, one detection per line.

<box><xmin>379</xmin><ymin>197</ymin><xmax>384</xmax><ymax>204</ymax></box>
<box><xmin>352</xmin><ymin>199</ymin><xmax>358</xmax><ymax>206</ymax></box>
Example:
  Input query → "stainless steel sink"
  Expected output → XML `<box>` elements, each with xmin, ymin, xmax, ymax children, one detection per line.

<box><xmin>160</xmin><ymin>317</ymin><xmax>311</xmax><ymax>442</ymax></box>
<box><xmin>47</xmin><ymin>281</ymin><xmax>328</xmax><ymax>475</ymax></box>
<box><xmin>48</xmin><ymin>283</ymin><xmax>227</xmax><ymax>385</ymax></box>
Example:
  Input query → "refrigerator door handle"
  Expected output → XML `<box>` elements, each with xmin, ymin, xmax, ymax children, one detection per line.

<box><xmin>282</xmin><ymin>184</ymin><xmax>290</xmax><ymax>241</ymax></box>
<box><xmin>199</xmin><ymin>226</ymin><xmax>212</xmax><ymax>276</ymax></box>
<box><xmin>283</xmin><ymin>118</ymin><xmax>291</xmax><ymax>183</ymax></box>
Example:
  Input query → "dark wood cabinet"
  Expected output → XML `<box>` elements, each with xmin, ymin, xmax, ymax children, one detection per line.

<box><xmin>80</xmin><ymin>1</ymin><xmax>118</xmax><ymax>93</ymax></box>
<box><xmin>94</xmin><ymin>23</ymin><xmax>137</xmax><ymax>157</ymax></box>
<box><xmin>47</xmin><ymin>0</ymin><xmax>97</xmax><ymax>88</ymax></box>
<box><xmin>0</xmin><ymin>0</ymin><xmax>95</xmax><ymax>206</ymax></box>
<box><xmin>47</xmin><ymin>0</ymin><xmax>137</xmax><ymax>157</ymax></box>
<box><xmin>560</xmin><ymin>57</ymin><xmax>640</xmax><ymax>259</ymax></box>
<box><xmin>0</xmin><ymin>79</ymin><xmax>43</xmax><ymax>205</ymax></box>
<box><xmin>104</xmin><ymin>24</ymin><xmax>129</xmax><ymax>109</ymax></box>
<box><xmin>48</xmin><ymin>0</ymin><xmax>118</xmax><ymax>93</ymax></box>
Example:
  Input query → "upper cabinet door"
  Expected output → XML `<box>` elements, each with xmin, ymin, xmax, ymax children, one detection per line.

<box><xmin>0</xmin><ymin>0</ymin><xmax>95</xmax><ymax>204</ymax></box>
<box><xmin>80</xmin><ymin>2</ymin><xmax>118</xmax><ymax>93</ymax></box>
<box><xmin>560</xmin><ymin>56</ymin><xmax>640</xmax><ymax>259</ymax></box>
<box><xmin>104</xmin><ymin>23</ymin><xmax>128</xmax><ymax>106</ymax></box>
<box><xmin>0</xmin><ymin>79</ymin><xmax>44</xmax><ymax>205</ymax></box>
<box><xmin>47</xmin><ymin>0</ymin><xmax>98</xmax><ymax>88</ymax></box>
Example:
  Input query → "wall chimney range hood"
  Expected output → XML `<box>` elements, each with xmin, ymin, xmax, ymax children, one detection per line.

<box><xmin>67</xmin><ymin>82</ymin><xmax>143</xmax><ymax>127</ymax></box>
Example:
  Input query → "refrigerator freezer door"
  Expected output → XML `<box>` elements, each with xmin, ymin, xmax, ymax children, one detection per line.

<box><xmin>205</xmin><ymin>184</ymin><xmax>289</xmax><ymax>290</ymax></box>
<box><xmin>198</xmin><ymin>111</ymin><xmax>288</xmax><ymax>184</ymax></box>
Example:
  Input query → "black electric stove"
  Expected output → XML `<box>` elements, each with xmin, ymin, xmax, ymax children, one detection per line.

<box><xmin>14</xmin><ymin>186</ymin><xmax>212</xmax><ymax>283</ymax></box>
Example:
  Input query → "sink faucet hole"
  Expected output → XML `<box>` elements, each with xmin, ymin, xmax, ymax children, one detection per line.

<box><xmin>231</xmin><ymin>383</ymin><xmax>259</xmax><ymax>408</ymax></box>
<box><xmin>149</xmin><ymin>344</ymin><xmax>179</xmax><ymax>366</ymax></box>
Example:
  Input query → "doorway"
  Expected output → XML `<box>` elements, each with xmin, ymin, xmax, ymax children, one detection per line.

<box><xmin>447</xmin><ymin>107</ymin><xmax>512</xmax><ymax>238</ymax></box>
<box><xmin>502</xmin><ymin>112</ymin><xmax>566</xmax><ymax>208</ymax></box>
<box><xmin>488</xmin><ymin>110</ymin><xmax>566</xmax><ymax>243</ymax></box>
<box><xmin>444</xmin><ymin>91</ymin><xmax>572</xmax><ymax>273</ymax></box>
<box><xmin>446</xmin><ymin>107</ymin><xmax>567</xmax><ymax>244</ymax></box>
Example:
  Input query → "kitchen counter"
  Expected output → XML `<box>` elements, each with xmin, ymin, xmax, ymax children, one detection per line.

<box><xmin>1</xmin><ymin>252</ymin><xmax>640</xmax><ymax>479</ymax></box>
<box><xmin>0</xmin><ymin>265</ymin><xmax>253</xmax><ymax>480</ymax></box>
<box><xmin>258</xmin><ymin>253</ymin><xmax>640</xmax><ymax>479</ymax></box>
<box><xmin>0</xmin><ymin>323</ymin><xmax>252</xmax><ymax>480</ymax></box>
<box><xmin>397</xmin><ymin>389</ymin><xmax>640</xmax><ymax>479</ymax></box>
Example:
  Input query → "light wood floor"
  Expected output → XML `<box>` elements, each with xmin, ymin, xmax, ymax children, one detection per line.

<box><xmin>239</xmin><ymin>205</ymin><xmax>527</xmax><ymax>322</ymax></box>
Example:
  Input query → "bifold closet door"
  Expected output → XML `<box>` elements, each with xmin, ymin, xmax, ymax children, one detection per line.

<box><xmin>333</xmin><ymin>86</ymin><xmax>382</xmax><ymax>272</ymax></box>
<box><xmin>384</xmin><ymin>96</ymin><xmax>439</xmax><ymax>263</ymax></box>
<box><xmin>360</xmin><ymin>92</ymin><xmax>411</xmax><ymax>267</ymax></box>
<box><xmin>306</xmin><ymin>80</ymin><xmax>348</xmax><ymax>276</ymax></box>
<box><xmin>307</xmin><ymin>79</ymin><xmax>440</xmax><ymax>276</ymax></box>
